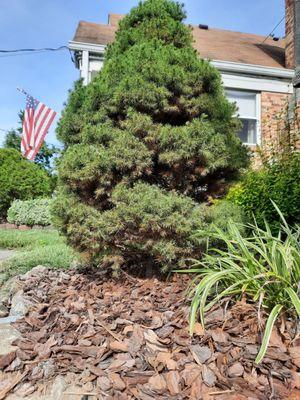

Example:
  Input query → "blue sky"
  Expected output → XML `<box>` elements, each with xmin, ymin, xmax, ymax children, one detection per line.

<box><xmin>0</xmin><ymin>0</ymin><xmax>285</xmax><ymax>147</ymax></box>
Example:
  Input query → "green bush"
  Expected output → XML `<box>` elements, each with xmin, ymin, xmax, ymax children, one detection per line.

<box><xmin>227</xmin><ymin>153</ymin><xmax>300</xmax><ymax>231</ymax></box>
<box><xmin>7</xmin><ymin>198</ymin><xmax>52</xmax><ymax>226</ymax></box>
<box><xmin>204</xmin><ymin>200</ymin><xmax>246</xmax><ymax>233</ymax></box>
<box><xmin>0</xmin><ymin>148</ymin><xmax>53</xmax><ymax>218</ymax></box>
<box><xmin>181</xmin><ymin>204</ymin><xmax>300</xmax><ymax>364</ymax></box>
<box><xmin>53</xmin><ymin>0</ymin><xmax>249</xmax><ymax>272</ymax></box>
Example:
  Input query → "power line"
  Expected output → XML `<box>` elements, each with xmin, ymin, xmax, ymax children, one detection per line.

<box><xmin>0</xmin><ymin>46</ymin><xmax>68</xmax><ymax>58</ymax></box>
<box><xmin>261</xmin><ymin>16</ymin><xmax>285</xmax><ymax>44</ymax></box>
<box><xmin>0</xmin><ymin>45</ymin><xmax>67</xmax><ymax>53</ymax></box>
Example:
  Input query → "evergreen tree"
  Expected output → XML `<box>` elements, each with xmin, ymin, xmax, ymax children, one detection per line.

<box><xmin>54</xmin><ymin>0</ymin><xmax>249</xmax><ymax>272</ymax></box>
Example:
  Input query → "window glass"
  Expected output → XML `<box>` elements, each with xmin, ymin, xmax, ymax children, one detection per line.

<box><xmin>227</xmin><ymin>90</ymin><xmax>257</xmax><ymax>118</ymax></box>
<box><xmin>226</xmin><ymin>90</ymin><xmax>259</xmax><ymax>145</ymax></box>
<box><xmin>239</xmin><ymin>119</ymin><xmax>257</xmax><ymax>144</ymax></box>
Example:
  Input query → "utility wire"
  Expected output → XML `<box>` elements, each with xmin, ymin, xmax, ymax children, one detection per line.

<box><xmin>0</xmin><ymin>45</ymin><xmax>68</xmax><ymax>58</ymax></box>
<box><xmin>0</xmin><ymin>45</ymin><xmax>67</xmax><ymax>53</ymax></box>
<box><xmin>261</xmin><ymin>16</ymin><xmax>285</xmax><ymax>44</ymax></box>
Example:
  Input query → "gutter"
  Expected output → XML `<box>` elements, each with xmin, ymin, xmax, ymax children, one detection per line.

<box><xmin>68</xmin><ymin>41</ymin><xmax>106</xmax><ymax>54</ymax></box>
<box><xmin>68</xmin><ymin>40</ymin><xmax>295</xmax><ymax>81</ymax></box>
<box><xmin>212</xmin><ymin>60</ymin><xmax>294</xmax><ymax>80</ymax></box>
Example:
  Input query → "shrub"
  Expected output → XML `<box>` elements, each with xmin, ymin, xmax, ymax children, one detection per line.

<box><xmin>227</xmin><ymin>152</ymin><xmax>300</xmax><ymax>232</ymax></box>
<box><xmin>204</xmin><ymin>200</ymin><xmax>246</xmax><ymax>233</ymax></box>
<box><xmin>0</xmin><ymin>149</ymin><xmax>53</xmax><ymax>218</ymax></box>
<box><xmin>53</xmin><ymin>0</ymin><xmax>249</xmax><ymax>272</ymax></box>
<box><xmin>7</xmin><ymin>198</ymin><xmax>52</xmax><ymax>226</ymax></box>
<box><xmin>181</xmin><ymin>204</ymin><xmax>300</xmax><ymax>364</ymax></box>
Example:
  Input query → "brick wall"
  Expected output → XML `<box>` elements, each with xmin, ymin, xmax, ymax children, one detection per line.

<box><xmin>286</xmin><ymin>0</ymin><xmax>295</xmax><ymax>69</ymax></box>
<box><xmin>260</xmin><ymin>91</ymin><xmax>300</xmax><ymax>157</ymax></box>
<box><xmin>290</xmin><ymin>98</ymin><xmax>300</xmax><ymax>150</ymax></box>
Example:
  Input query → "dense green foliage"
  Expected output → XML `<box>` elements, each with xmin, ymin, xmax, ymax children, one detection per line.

<box><xmin>0</xmin><ymin>229</ymin><xmax>77</xmax><ymax>282</ymax></box>
<box><xmin>54</xmin><ymin>0</ymin><xmax>249</xmax><ymax>271</ymax></box>
<box><xmin>0</xmin><ymin>149</ymin><xmax>53</xmax><ymax>218</ymax></box>
<box><xmin>3</xmin><ymin>111</ymin><xmax>59</xmax><ymax>172</ymax></box>
<box><xmin>7</xmin><ymin>198</ymin><xmax>52</xmax><ymax>226</ymax></box>
<box><xmin>227</xmin><ymin>153</ymin><xmax>300</xmax><ymax>231</ymax></box>
<box><xmin>204</xmin><ymin>200</ymin><xmax>246</xmax><ymax>234</ymax></box>
<box><xmin>181</xmin><ymin>205</ymin><xmax>300</xmax><ymax>363</ymax></box>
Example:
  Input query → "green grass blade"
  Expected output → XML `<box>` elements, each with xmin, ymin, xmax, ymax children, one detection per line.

<box><xmin>255</xmin><ymin>304</ymin><xmax>283</xmax><ymax>364</ymax></box>
<box><xmin>285</xmin><ymin>287</ymin><xmax>300</xmax><ymax>317</ymax></box>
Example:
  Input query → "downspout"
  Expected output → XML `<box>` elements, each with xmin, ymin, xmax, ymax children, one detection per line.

<box><xmin>293</xmin><ymin>0</ymin><xmax>300</xmax><ymax>100</ymax></box>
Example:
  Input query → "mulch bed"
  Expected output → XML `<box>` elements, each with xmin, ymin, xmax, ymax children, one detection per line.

<box><xmin>0</xmin><ymin>268</ymin><xmax>300</xmax><ymax>399</ymax></box>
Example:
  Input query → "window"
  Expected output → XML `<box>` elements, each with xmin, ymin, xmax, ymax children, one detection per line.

<box><xmin>226</xmin><ymin>90</ymin><xmax>260</xmax><ymax>145</ymax></box>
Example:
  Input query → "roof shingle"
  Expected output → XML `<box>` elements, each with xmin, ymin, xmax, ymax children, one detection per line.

<box><xmin>73</xmin><ymin>14</ymin><xmax>286</xmax><ymax>69</ymax></box>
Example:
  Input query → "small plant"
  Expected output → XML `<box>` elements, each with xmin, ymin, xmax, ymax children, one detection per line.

<box><xmin>227</xmin><ymin>149</ymin><xmax>300</xmax><ymax>232</ymax></box>
<box><xmin>7</xmin><ymin>198</ymin><xmax>52</xmax><ymax>227</ymax></box>
<box><xmin>181</xmin><ymin>203</ymin><xmax>300</xmax><ymax>364</ymax></box>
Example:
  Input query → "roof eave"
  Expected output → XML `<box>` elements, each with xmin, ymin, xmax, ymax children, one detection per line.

<box><xmin>69</xmin><ymin>40</ymin><xmax>106</xmax><ymax>53</ymax></box>
<box><xmin>68</xmin><ymin>40</ymin><xmax>294</xmax><ymax>80</ymax></box>
<box><xmin>212</xmin><ymin>60</ymin><xmax>294</xmax><ymax>79</ymax></box>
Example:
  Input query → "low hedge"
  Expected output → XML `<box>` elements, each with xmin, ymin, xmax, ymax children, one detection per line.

<box><xmin>7</xmin><ymin>198</ymin><xmax>52</xmax><ymax>227</ymax></box>
<box><xmin>0</xmin><ymin>148</ymin><xmax>53</xmax><ymax>218</ymax></box>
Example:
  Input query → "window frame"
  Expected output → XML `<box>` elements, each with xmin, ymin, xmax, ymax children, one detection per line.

<box><xmin>226</xmin><ymin>89</ymin><xmax>261</xmax><ymax>146</ymax></box>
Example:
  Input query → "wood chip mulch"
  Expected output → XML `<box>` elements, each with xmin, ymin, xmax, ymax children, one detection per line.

<box><xmin>0</xmin><ymin>268</ymin><xmax>300</xmax><ymax>399</ymax></box>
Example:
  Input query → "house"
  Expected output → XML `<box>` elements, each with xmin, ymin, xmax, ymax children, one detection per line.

<box><xmin>69</xmin><ymin>0</ymin><xmax>299</xmax><ymax>150</ymax></box>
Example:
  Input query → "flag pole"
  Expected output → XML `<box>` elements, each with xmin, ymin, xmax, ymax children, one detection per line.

<box><xmin>17</xmin><ymin>87</ymin><xmax>28</xmax><ymax>96</ymax></box>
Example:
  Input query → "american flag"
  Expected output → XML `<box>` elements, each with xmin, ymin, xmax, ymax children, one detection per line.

<box><xmin>21</xmin><ymin>91</ymin><xmax>56</xmax><ymax>161</ymax></box>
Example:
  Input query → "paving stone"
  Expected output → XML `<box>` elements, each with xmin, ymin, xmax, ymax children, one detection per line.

<box><xmin>0</xmin><ymin>303</ymin><xmax>9</xmax><ymax>317</ymax></box>
<box><xmin>9</xmin><ymin>290</ymin><xmax>32</xmax><ymax>317</ymax></box>
<box><xmin>0</xmin><ymin>323</ymin><xmax>21</xmax><ymax>355</ymax></box>
<box><xmin>0</xmin><ymin>249</ymin><xmax>15</xmax><ymax>262</ymax></box>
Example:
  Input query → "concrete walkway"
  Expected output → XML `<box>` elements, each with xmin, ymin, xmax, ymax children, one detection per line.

<box><xmin>0</xmin><ymin>249</ymin><xmax>15</xmax><ymax>262</ymax></box>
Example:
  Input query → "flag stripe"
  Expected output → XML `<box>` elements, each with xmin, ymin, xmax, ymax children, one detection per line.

<box><xmin>34</xmin><ymin>108</ymin><xmax>51</xmax><ymax>143</ymax></box>
<box><xmin>20</xmin><ymin>93</ymin><xmax>56</xmax><ymax>161</ymax></box>
<box><xmin>28</xmin><ymin>110</ymin><xmax>56</xmax><ymax>161</ymax></box>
